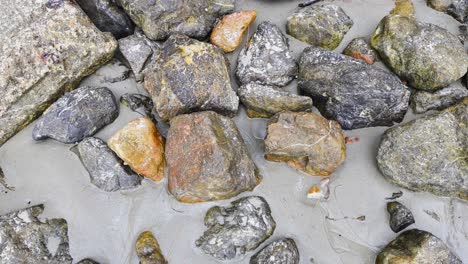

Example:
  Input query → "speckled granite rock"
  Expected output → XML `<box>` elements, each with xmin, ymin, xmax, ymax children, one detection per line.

<box><xmin>298</xmin><ymin>47</ymin><xmax>410</xmax><ymax>130</ymax></box>
<box><xmin>387</xmin><ymin>202</ymin><xmax>415</xmax><ymax>233</ymax></box>
<box><xmin>238</xmin><ymin>83</ymin><xmax>313</xmax><ymax>118</ymax></box>
<box><xmin>377</xmin><ymin>98</ymin><xmax>468</xmax><ymax>200</ymax></box>
<box><xmin>411</xmin><ymin>84</ymin><xmax>468</xmax><ymax>114</ymax></box>
<box><xmin>376</xmin><ymin>229</ymin><xmax>462</xmax><ymax>264</ymax></box>
<box><xmin>371</xmin><ymin>15</ymin><xmax>468</xmax><ymax>91</ymax></box>
<box><xmin>428</xmin><ymin>0</ymin><xmax>467</xmax><ymax>23</ymax></box>
<box><xmin>390</xmin><ymin>0</ymin><xmax>415</xmax><ymax>17</ymax></box>
<box><xmin>286</xmin><ymin>4</ymin><xmax>353</xmax><ymax>50</ymax></box>
<box><xmin>77</xmin><ymin>259</ymin><xmax>100</xmax><ymax>264</ymax></box>
<box><xmin>118</xmin><ymin>32</ymin><xmax>154</xmax><ymax>81</ymax></box>
<box><xmin>250</xmin><ymin>238</ymin><xmax>300</xmax><ymax>264</ymax></box>
<box><xmin>32</xmin><ymin>86</ymin><xmax>119</xmax><ymax>144</ymax></box>
<box><xmin>119</xmin><ymin>0</ymin><xmax>235</xmax><ymax>40</ymax></box>
<box><xmin>136</xmin><ymin>231</ymin><xmax>167</xmax><ymax>264</ymax></box>
<box><xmin>236</xmin><ymin>22</ymin><xmax>298</xmax><ymax>87</ymax></box>
<box><xmin>265</xmin><ymin>112</ymin><xmax>346</xmax><ymax>176</ymax></box>
<box><xmin>196</xmin><ymin>196</ymin><xmax>276</xmax><ymax>260</ymax></box>
<box><xmin>211</xmin><ymin>11</ymin><xmax>257</xmax><ymax>52</ymax></box>
<box><xmin>144</xmin><ymin>34</ymin><xmax>239</xmax><ymax>121</ymax></box>
<box><xmin>0</xmin><ymin>205</ymin><xmax>72</xmax><ymax>263</ymax></box>
<box><xmin>0</xmin><ymin>0</ymin><xmax>117</xmax><ymax>147</ymax></box>
<box><xmin>166</xmin><ymin>111</ymin><xmax>261</xmax><ymax>203</ymax></box>
<box><xmin>343</xmin><ymin>37</ymin><xmax>378</xmax><ymax>65</ymax></box>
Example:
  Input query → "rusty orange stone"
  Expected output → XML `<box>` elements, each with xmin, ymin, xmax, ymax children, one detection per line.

<box><xmin>210</xmin><ymin>10</ymin><xmax>257</xmax><ymax>52</ymax></box>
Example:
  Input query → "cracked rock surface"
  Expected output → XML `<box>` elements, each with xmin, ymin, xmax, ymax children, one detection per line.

<box><xmin>411</xmin><ymin>84</ymin><xmax>468</xmax><ymax>114</ymax></box>
<box><xmin>250</xmin><ymin>238</ymin><xmax>300</xmax><ymax>264</ymax></box>
<box><xmin>387</xmin><ymin>201</ymin><xmax>415</xmax><ymax>233</ymax></box>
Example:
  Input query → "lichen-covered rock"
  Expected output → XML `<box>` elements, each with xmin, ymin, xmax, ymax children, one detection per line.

<box><xmin>265</xmin><ymin>112</ymin><xmax>346</xmax><ymax>176</ymax></box>
<box><xmin>238</xmin><ymin>83</ymin><xmax>313</xmax><ymax>118</ymax></box>
<box><xmin>0</xmin><ymin>0</ymin><xmax>117</xmax><ymax>147</ymax></box>
<box><xmin>377</xmin><ymin>98</ymin><xmax>468</xmax><ymax>200</ymax></box>
<box><xmin>0</xmin><ymin>205</ymin><xmax>72</xmax><ymax>263</ymax></box>
<box><xmin>387</xmin><ymin>202</ymin><xmax>415</xmax><ymax>233</ymax></box>
<box><xmin>390</xmin><ymin>0</ymin><xmax>415</xmax><ymax>17</ymax></box>
<box><xmin>136</xmin><ymin>231</ymin><xmax>167</xmax><ymax>264</ymax></box>
<box><xmin>343</xmin><ymin>37</ymin><xmax>378</xmax><ymax>65</ymax></box>
<box><xmin>77</xmin><ymin>259</ymin><xmax>100</xmax><ymax>264</ymax></box>
<box><xmin>119</xmin><ymin>0</ymin><xmax>235</xmax><ymax>40</ymax></box>
<box><xmin>211</xmin><ymin>11</ymin><xmax>257</xmax><ymax>52</ymax></box>
<box><xmin>427</xmin><ymin>0</ymin><xmax>467</xmax><ymax>23</ymax></box>
<box><xmin>0</xmin><ymin>166</ymin><xmax>14</xmax><ymax>192</ymax></box>
<box><xmin>196</xmin><ymin>196</ymin><xmax>276</xmax><ymax>260</ymax></box>
<box><xmin>371</xmin><ymin>15</ymin><xmax>468</xmax><ymax>91</ymax></box>
<box><xmin>250</xmin><ymin>238</ymin><xmax>300</xmax><ymax>264</ymax></box>
<box><xmin>73</xmin><ymin>137</ymin><xmax>142</xmax><ymax>192</ymax></box>
<box><xmin>108</xmin><ymin>117</ymin><xmax>165</xmax><ymax>183</ymax></box>
<box><xmin>411</xmin><ymin>84</ymin><xmax>468</xmax><ymax>114</ymax></box>
<box><xmin>144</xmin><ymin>34</ymin><xmax>239</xmax><ymax>121</ymax></box>
<box><xmin>298</xmin><ymin>47</ymin><xmax>411</xmax><ymax>130</ymax></box>
<box><xmin>376</xmin><ymin>229</ymin><xmax>462</xmax><ymax>264</ymax></box>
<box><xmin>286</xmin><ymin>4</ymin><xmax>353</xmax><ymax>50</ymax></box>
<box><xmin>166</xmin><ymin>111</ymin><xmax>260</xmax><ymax>203</ymax></box>
<box><xmin>236</xmin><ymin>22</ymin><xmax>298</xmax><ymax>87</ymax></box>
<box><xmin>32</xmin><ymin>86</ymin><xmax>119</xmax><ymax>144</ymax></box>
<box><xmin>118</xmin><ymin>32</ymin><xmax>154</xmax><ymax>81</ymax></box>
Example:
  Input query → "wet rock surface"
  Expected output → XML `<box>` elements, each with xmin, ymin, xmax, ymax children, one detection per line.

<box><xmin>136</xmin><ymin>231</ymin><xmax>167</xmax><ymax>264</ymax></box>
<box><xmin>250</xmin><ymin>238</ymin><xmax>300</xmax><ymax>264</ymax></box>
<box><xmin>196</xmin><ymin>196</ymin><xmax>276</xmax><ymax>260</ymax></box>
<box><xmin>299</xmin><ymin>47</ymin><xmax>411</xmax><ymax>130</ymax></box>
<box><xmin>166</xmin><ymin>111</ymin><xmax>260</xmax><ymax>203</ymax></box>
<box><xmin>0</xmin><ymin>205</ymin><xmax>72</xmax><ymax>263</ymax></box>
<box><xmin>377</xmin><ymin>98</ymin><xmax>468</xmax><ymax>200</ymax></box>
<box><xmin>32</xmin><ymin>86</ymin><xmax>119</xmax><ymax>144</ymax></box>
<box><xmin>211</xmin><ymin>11</ymin><xmax>257</xmax><ymax>52</ymax></box>
<box><xmin>342</xmin><ymin>37</ymin><xmax>378</xmax><ymax>64</ymax></box>
<box><xmin>411</xmin><ymin>84</ymin><xmax>468</xmax><ymax>114</ymax></box>
<box><xmin>387</xmin><ymin>201</ymin><xmax>415</xmax><ymax>233</ymax></box>
<box><xmin>236</xmin><ymin>22</ymin><xmax>298</xmax><ymax>87</ymax></box>
<box><xmin>264</xmin><ymin>112</ymin><xmax>346</xmax><ymax>176</ymax></box>
<box><xmin>371</xmin><ymin>15</ymin><xmax>468</xmax><ymax>91</ymax></box>
<box><xmin>286</xmin><ymin>4</ymin><xmax>353</xmax><ymax>50</ymax></box>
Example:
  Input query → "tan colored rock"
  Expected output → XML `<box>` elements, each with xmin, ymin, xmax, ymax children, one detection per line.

<box><xmin>390</xmin><ymin>0</ymin><xmax>415</xmax><ymax>17</ymax></box>
<box><xmin>136</xmin><ymin>231</ymin><xmax>167</xmax><ymax>264</ymax></box>
<box><xmin>210</xmin><ymin>11</ymin><xmax>257</xmax><ymax>52</ymax></box>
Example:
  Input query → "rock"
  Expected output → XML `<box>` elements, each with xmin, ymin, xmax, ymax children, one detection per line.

<box><xmin>120</xmin><ymin>93</ymin><xmax>158</xmax><ymax>124</ymax></box>
<box><xmin>0</xmin><ymin>0</ymin><xmax>117</xmax><ymax>147</ymax></box>
<box><xmin>390</xmin><ymin>0</ymin><xmax>415</xmax><ymax>17</ymax></box>
<box><xmin>0</xmin><ymin>166</ymin><xmax>14</xmax><ymax>192</ymax></box>
<box><xmin>377</xmin><ymin>98</ymin><xmax>468</xmax><ymax>200</ymax></box>
<box><xmin>376</xmin><ymin>229</ymin><xmax>462</xmax><ymax>264</ymax></box>
<box><xmin>264</xmin><ymin>112</ymin><xmax>346</xmax><ymax>176</ymax></box>
<box><xmin>427</xmin><ymin>0</ymin><xmax>454</xmax><ymax>11</ymax></box>
<box><xmin>75</xmin><ymin>0</ymin><xmax>134</xmax><ymax>39</ymax></box>
<box><xmin>411</xmin><ymin>84</ymin><xmax>468</xmax><ymax>114</ymax></box>
<box><xmin>211</xmin><ymin>11</ymin><xmax>257</xmax><ymax>52</ymax></box>
<box><xmin>108</xmin><ymin>117</ymin><xmax>165</xmax><ymax>183</ymax></box>
<box><xmin>0</xmin><ymin>205</ymin><xmax>72</xmax><ymax>263</ymax></box>
<box><xmin>238</xmin><ymin>83</ymin><xmax>313</xmax><ymax>118</ymax></box>
<box><xmin>73</xmin><ymin>137</ymin><xmax>142</xmax><ymax>192</ymax></box>
<box><xmin>427</xmin><ymin>0</ymin><xmax>467</xmax><ymax>23</ymax></box>
<box><xmin>286</xmin><ymin>4</ymin><xmax>353</xmax><ymax>50</ymax></box>
<box><xmin>166</xmin><ymin>111</ymin><xmax>260</xmax><ymax>203</ymax></box>
<box><xmin>307</xmin><ymin>178</ymin><xmax>330</xmax><ymax>200</ymax></box>
<box><xmin>32</xmin><ymin>86</ymin><xmax>119</xmax><ymax>144</ymax></box>
<box><xmin>119</xmin><ymin>0</ymin><xmax>235</xmax><ymax>40</ymax></box>
<box><xmin>298</xmin><ymin>47</ymin><xmax>411</xmax><ymax>130</ymax></box>
<box><xmin>118</xmin><ymin>32</ymin><xmax>154</xmax><ymax>81</ymax></box>
<box><xmin>236</xmin><ymin>22</ymin><xmax>298</xmax><ymax>87</ymax></box>
<box><xmin>387</xmin><ymin>201</ymin><xmax>415</xmax><ymax>233</ymax></box>
<box><xmin>250</xmin><ymin>238</ymin><xmax>300</xmax><ymax>264</ymax></box>
<box><xmin>136</xmin><ymin>231</ymin><xmax>167</xmax><ymax>264</ymax></box>
<box><xmin>196</xmin><ymin>196</ymin><xmax>276</xmax><ymax>260</ymax></box>
<box><xmin>343</xmin><ymin>37</ymin><xmax>378</xmax><ymax>65</ymax></box>
<box><xmin>77</xmin><ymin>259</ymin><xmax>100</xmax><ymax>264</ymax></box>
<box><xmin>144</xmin><ymin>34</ymin><xmax>239</xmax><ymax>121</ymax></box>
<box><xmin>371</xmin><ymin>15</ymin><xmax>468</xmax><ymax>91</ymax></box>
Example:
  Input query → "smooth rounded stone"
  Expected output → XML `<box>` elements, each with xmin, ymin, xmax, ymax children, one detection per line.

<box><xmin>376</xmin><ymin>229</ymin><xmax>462</xmax><ymax>264</ymax></box>
<box><xmin>377</xmin><ymin>98</ymin><xmax>468</xmax><ymax>200</ymax></box>
<box><xmin>387</xmin><ymin>201</ymin><xmax>415</xmax><ymax>233</ymax></box>
<box><xmin>411</xmin><ymin>84</ymin><xmax>468</xmax><ymax>114</ymax></box>
<box><xmin>342</xmin><ymin>37</ymin><xmax>378</xmax><ymax>65</ymax></box>
<box><xmin>32</xmin><ymin>86</ymin><xmax>119</xmax><ymax>144</ymax></box>
<box><xmin>136</xmin><ymin>231</ymin><xmax>167</xmax><ymax>264</ymax></box>
<box><xmin>238</xmin><ymin>83</ymin><xmax>313</xmax><ymax>118</ymax></box>
<box><xmin>210</xmin><ymin>10</ymin><xmax>257</xmax><ymax>53</ymax></box>
<box><xmin>196</xmin><ymin>196</ymin><xmax>276</xmax><ymax>261</ymax></box>
<box><xmin>118</xmin><ymin>32</ymin><xmax>154</xmax><ymax>80</ymax></box>
<box><xmin>144</xmin><ymin>34</ymin><xmax>239</xmax><ymax>121</ymax></box>
<box><xmin>77</xmin><ymin>259</ymin><xmax>100</xmax><ymax>264</ymax></box>
<box><xmin>428</xmin><ymin>0</ymin><xmax>454</xmax><ymax>11</ymax></box>
<box><xmin>250</xmin><ymin>238</ymin><xmax>300</xmax><ymax>264</ymax></box>
<box><xmin>371</xmin><ymin>15</ymin><xmax>468</xmax><ymax>91</ymax></box>
<box><xmin>166</xmin><ymin>111</ymin><xmax>261</xmax><ymax>203</ymax></box>
<box><xmin>286</xmin><ymin>4</ymin><xmax>353</xmax><ymax>50</ymax></box>
<box><xmin>390</xmin><ymin>0</ymin><xmax>415</xmax><ymax>17</ymax></box>
<box><xmin>264</xmin><ymin>112</ymin><xmax>346</xmax><ymax>176</ymax></box>
<box><xmin>108</xmin><ymin>117</ymin><xmax>165</xmax><ymax>183</ymax></box>
<box><xmin>119</xmin><ymin>0</ymin><xmax>234</xmax><ymax>40</ymax></box>
<box><xmin>0</xmin><ymin>205</ymin><xmax>72</xmax><ymax>263</ymax></box>
<box><xmin>298</xmin><ymin>47</ymin><xmax>411</xmax><ymax>130</ymax></box>
<box><xmin>236</xmin><ymin>22</ymin><xmax>298</xmax><ymax>87</ymax></box>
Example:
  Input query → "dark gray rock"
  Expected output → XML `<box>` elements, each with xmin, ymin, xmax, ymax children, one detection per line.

<box><xmin>196</xmin><ymin>196</ymin><xmax>276</xmax><ymax>260</ymax></box>
<box><xmin>447</xmin><ymin>0</ymin><xmax>468</xmax><ymax>23</ymax></box>
<box><xmin>250</xmin><ymin>238</ymin><xmax>300</xmax><ymax>264</ymax></box>
<box><xmin>298</xmin><ymin>46</ymin><xmax>411</xmax><ymax>130</ymax></box>
<box><xmin>120</xmin><ymin>93</ymin><xmax>158</xmax><ymax>124</ymax></box>
<box><xmin>411</xmin><ymin>84</ymin><xmax>468</xmax><ymax>114</ymax></box>
<box><xmin>118</xmin><ymin>31</ymin><xmax>154</xmax><ymax>81</ymax></box>
<box><xmin>343</xmin><ymin>37</ymin><xmax>378</xmax><ymax>64</ymax></box>
<box><xmin>387</xmin><ymin>201</ymin><xmax>415</xmax><ymax>233</ymax></box>
<box><xmin>237</xmin><ymin>22</ymin><xmax>298</xmax><ymax>87</ymax></box>
<box><xmin>77</xmin><ymin>259</ymin><xmax>100</xmax><ymax>264</ymax></box>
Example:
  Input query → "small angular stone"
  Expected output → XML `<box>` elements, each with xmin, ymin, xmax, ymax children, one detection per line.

<box><xmin>196</xmin><ymin>196</ymin><xmax>276</xmax><ymax>260</ymax></box>
<box><xmin>32</xmin><ymin>86</ymin><xmax>119</xmax><ymax>144</ymax></box>
<box><xmin>237</xmin><ymin>22</ymin><xmax>298</xmax><ymax>87</ymax></box>
<box><xmin>238</xmin><ymin>83</ymin><xmax>313</xmax><ymax>118</ymax></box>
<box><xmin>286</xmin><ymin>4</ymin><xmax>353</xmax><ymax>50</ymax></box>
<box><xmin>342</xmin><ymin>38</ymin><xmax>378</xmax><ymax>65</ymax></box>
<box><xmin>250</xmin><ymin>238</ymin><xmax>300</xmax><ymax>264</ymax></box>
<box><xmin>166</xmin><ymin>111</ymin><xmax>261</xmax><ymax>203</ymax></box>
<box><xmin>390</xmin><ymin>0</ymin><xmax>415</xmax><ymax>17</ymax></box>
<box><xmin>77</xmin><ymin>259</ymin><xmax>100</xmax><ymax>264</ymax></box>
<box><xmin>307</xmin><ymin>178</ymin><xmax>330</xmax><ymax>200</ymax></box>
<box><xmin>211</xmin><ymin>11</ymin><xmax>257</xmax><ymax>52</ymax></box>
<box><xmin>387</xmin><ymin>201</ymin><xmax>415</xmax><ymax>233</ymax></box>
<box><xmin>411</xmin><ymin>84</ymin><xmax>468</xmax><ymax>114</ymax></box>
<box><xmin>265</xmin><ymin>112</ymin><xmax>346</xmax><ymax>176</ymax></box>
<box><xmin>108</xmin><ymin>117</ymin><xmax>165</xmax><ymax>183</ymax></box>
<box><xmin>136</xmin><ymin>231</ymin><xmax>167</xmax><ymax>264</ymax></box>
<box><xmin>118</xmin><ymin>33</ymin><xmax>153</xmax><ymax>80</ymax></box>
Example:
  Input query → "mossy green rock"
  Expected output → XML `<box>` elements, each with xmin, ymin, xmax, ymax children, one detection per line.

<box><xmin>371</xmin><ymin>15</ymin><xmax>468</xmax><ymax>91</ymax></box>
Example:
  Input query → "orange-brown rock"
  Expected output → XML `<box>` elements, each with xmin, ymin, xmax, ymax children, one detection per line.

<box><xmin>136</xmin><ymin>231</ymin><xmax>167</xmax><ymax>264</ymax></box>
<box><xmin>210</xmin><ymin>10</ymin><xmax>257</xmax><ymax>52</ymax></box>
